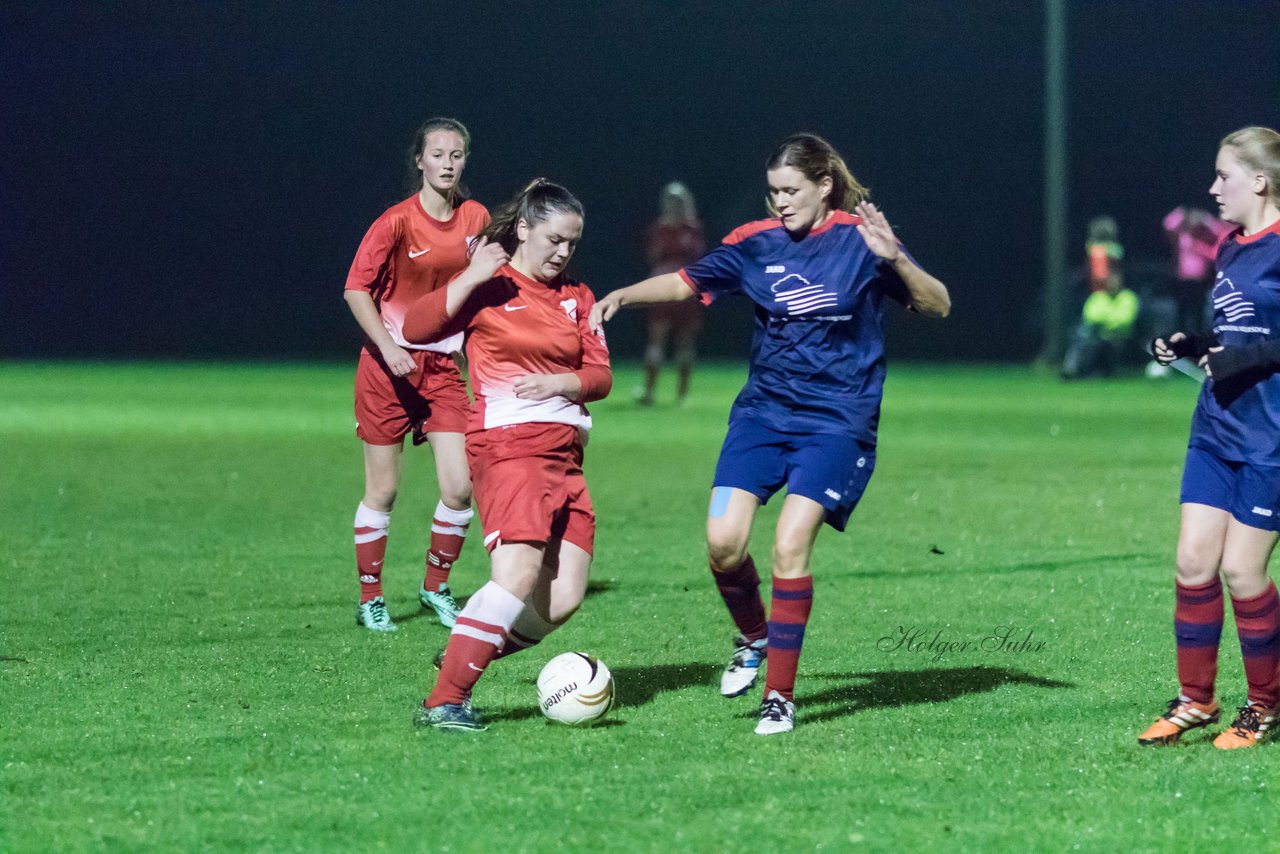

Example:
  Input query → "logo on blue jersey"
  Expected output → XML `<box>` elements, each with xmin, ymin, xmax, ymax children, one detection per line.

<box><xmin>770</xmin><ymin>273</ymin><xmax>838</xmax><ymax>315</ymax></box>
<box><xmin>1213</xmin><ymin>274</ymin><xmax>1255</xmax><ymax>323</ymax></box>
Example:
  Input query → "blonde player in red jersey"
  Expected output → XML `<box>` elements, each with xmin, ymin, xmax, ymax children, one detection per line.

<box><xmin>344</xmin><ymin>117</ymin><xmax>490</xmax><ymax>632</ymax></box>
<box><xmin>401</xmin><ymin>179</ymin><xmax>611</xmax><ymax>731</ymax></box>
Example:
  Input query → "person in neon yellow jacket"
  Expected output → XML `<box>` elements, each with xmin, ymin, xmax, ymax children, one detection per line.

<box><xmin>1062</xmin><ymin>267</ymin><xmax>1140</xmax><ymax>379</ymax></box>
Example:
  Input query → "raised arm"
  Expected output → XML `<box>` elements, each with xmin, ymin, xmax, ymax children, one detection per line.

<box><xmin>854</xmin><ymin>201</ymin><xmax>951</xmax><ymax>318</ymax></box>
<box><xmin>588</xmin><ymin>272</ymin><xmax>696</xmax><ymax>329</ymax></box>
<box><xmin>402</xmin><ymin>239</ymin><xmax>509</xmax><ymax>343</ymax></box>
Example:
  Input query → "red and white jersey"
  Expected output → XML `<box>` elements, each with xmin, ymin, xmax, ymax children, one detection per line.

<box><xmin>345</xmin><ymin>196</ymin><xmax>489</xmax><ymax>353</ymax></box>
<box><xmin>409</xmin><ymin>264</ymin><xmax>611</xmax><ymax>432</ymax></box>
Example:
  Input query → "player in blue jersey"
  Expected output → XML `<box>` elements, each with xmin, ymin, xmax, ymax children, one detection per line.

<box><xmin>590</xmin><ymin>134</ymin><xmax>950</xmax><ymax>734</ymax></box>
<box><xmin>1143</xmin><ymin>126</ymin><xmax>1280</xmax><ymax>749</ymax></box>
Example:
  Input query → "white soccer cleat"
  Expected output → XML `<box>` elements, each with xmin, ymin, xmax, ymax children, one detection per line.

<box><xmin>356</xmin><ymin>596</ymin><xmax>398</xmax><ymax>632</ymax></box>
<box><xmin>754</xmin><ymin>690</ymin><xmax>795</xmax><ymax>736</ymax></box>
<box><xmin>720</xmin><ymin>634</ymin><xmax>766</xmax><ymax>697</ymax></box>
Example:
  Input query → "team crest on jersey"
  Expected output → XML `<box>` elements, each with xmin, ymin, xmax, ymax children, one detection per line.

<box><xmin>1212</xmin><ymin>273</ymin><xmax>1255</xmax><ymax>322</ymax></box>
<box><xmin>770</xmin><ymin>273</ymin><xmax>838</xmax><ymax>315</ymax></box>
<box><xmin>560</xmin><ymin>298</ymin><xmax>578</xmax><ymax>320</ymax></box>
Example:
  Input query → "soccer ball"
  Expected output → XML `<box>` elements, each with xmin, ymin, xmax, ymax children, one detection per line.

<box><xmin>536</xmin><ymin>652</ymin><xmax>615</xmax><ymax>725</ymax></box>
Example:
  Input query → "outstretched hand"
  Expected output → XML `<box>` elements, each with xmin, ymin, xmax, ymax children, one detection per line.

<box><xmin>854</xmin><ymin>202</ymin><xmax>902</xmax><ymax>262</ymax></box>
<box><xmin>588</xmin><ymin>295</ymin><xmax>621</xmax><ymax>333</ymax></box>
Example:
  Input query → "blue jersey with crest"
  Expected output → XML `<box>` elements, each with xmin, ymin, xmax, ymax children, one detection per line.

<box><xmin>678</xmin><ymin>210</ymin><xmax>910</xmax><ymax>444</ymax></box>
<box><xmin>1189</xmin><ymin>220</ymin><xmax>1280</xmax><ymax>465</ymax></box>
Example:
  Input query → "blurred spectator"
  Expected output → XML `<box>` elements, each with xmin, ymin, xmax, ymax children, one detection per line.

<box><xmin>637</xmin><ymin>182</ymin><xmax>706</xmax><ymax>406</ymax></box>
<box><xmin>1085</xmin><ymin>215</ymin><xmax>1124</xmax><ymax>293</ymax></box>
<box><xmin>1063</xmin><ymin>216</ymin><xmax>1139</xmax><ymax>379</ymax></box>
<box><xmin>1163</xmin><ymin>206</ymin><xmax>1235</xmax><ymax>331</ymax></box>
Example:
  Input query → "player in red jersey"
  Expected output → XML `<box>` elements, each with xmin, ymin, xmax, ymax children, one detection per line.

<box><xmin>637</xmin><ymin>182</ymin><xmax>705</xmax><ymax>406</ymax></box>
<box><xmin>402</xmin><ymin>179</ymin><xmax>611</xmax><ymax>732</ymax></box>
<box><xmin>344</xmin><ymin>117</ymin><xmax>490</xmax><ymax>632</ymax></box>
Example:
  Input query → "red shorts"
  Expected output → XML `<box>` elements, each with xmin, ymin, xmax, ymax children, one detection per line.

<box><xmin>354</xmin><ymin>348</ymin><xmax>470</xmax><ymax>445</ymax></box>
<box><xmin>467</xmin><ymin>422</ymin><xmax>595</xmax><ymax>556</ymax></box>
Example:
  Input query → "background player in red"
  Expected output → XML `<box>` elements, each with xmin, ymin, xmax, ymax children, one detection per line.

<box><xmin>1145</xmin><ymin>126</ymin><xmax>1280</xmax><ymax>749</ymax></box>
<box><xmin>343</xmin><ymin>117</ymin><xmax>489</xmax><ymax>632</ymax></box>
<box><xmin>637</xmin><ymin>182</ymin><xmax>705</xmax><ymax>406</ymax></box>
<box><xmin>402</xmin><ymin>180</ymin><xmax>611</xmax><ymax>732</ymax></box>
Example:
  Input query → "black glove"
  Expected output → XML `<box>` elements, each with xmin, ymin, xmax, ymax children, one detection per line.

<box><xmin>1207</xmin><ymin>339</ymin><xmax>1280</xmax><ymax>381</ymax></box>
<box><xmin>1152</xmin><ymin>332</ymin><xmax>1217</xmax><ymax>365</ymax></box>
<box><xmin>1208</xmin><ymin>339</ymin><xmax>1280</xmax><ymax>407</ymax></box>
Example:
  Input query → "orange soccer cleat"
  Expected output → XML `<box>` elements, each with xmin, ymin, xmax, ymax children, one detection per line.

<box><xmin>1212</xmin><ymin>704</ymin><xmax>1277</xmax><ymax>749</ymax></box>
<box><xmin>1138</xmin><ymin>697</ymin><xmax>1220</xmax><ymax>746</ymax></box>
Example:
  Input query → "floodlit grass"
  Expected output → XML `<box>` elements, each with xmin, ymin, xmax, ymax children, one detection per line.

<box><xmin>2</xmin><ymin>361</ymin><xmax>1275</xmax><ymax>851</ymax></box>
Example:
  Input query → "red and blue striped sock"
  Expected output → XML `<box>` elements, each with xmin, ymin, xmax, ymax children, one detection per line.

<box><xmin>764</xmin><ymin>574</ymin><xmax>813</xmax><ymax>702</ymax></box>
<box><xmin>1232</xmin><ymin>581</ymin><xmax>1280</xmax><ymax>709</ymax></box>
<box><xmin>1175</xmin><ymin>578</ymin><xmax>1223</xmax><ymax>704</ymax></box>
<box><xmin>712</xmin><ymin>555</ymin><xmax>767</xmax><ymax>642</ymax></box>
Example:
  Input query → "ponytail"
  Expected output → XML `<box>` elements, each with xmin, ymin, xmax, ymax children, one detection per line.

<box><xmin>479</xmin><ymin>178</ymin><xmax>585</xmax><ymax>254</ymax></box>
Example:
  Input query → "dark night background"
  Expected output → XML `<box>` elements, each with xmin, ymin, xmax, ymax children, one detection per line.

<box><xmin>2</xmin><ymin>1</ymin><xmax>1277</xmax><ymax>362</ymax></box>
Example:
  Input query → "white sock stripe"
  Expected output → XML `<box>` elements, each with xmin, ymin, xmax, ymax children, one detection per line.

<box><xmin>354</xmin><ymin>502</ymin><xmax>390</xmax><ymax>529</ymax></box>
<box><xmin>354</xmin><ymin>530</ymin><xmax>387</xmax><ymax>544</ymax></box>
<box><xmin>434</xmin><ymin>501</ymin><xmax>474</xmax><ymax>526</ymax></box>
<box><xmin>427</xmin><ymin>554</ymin><xmax>441</xmax><ymax>566</ymax></box>
<box><xmin>452</xmin><ymin>623</ymin><xmax>505</xmax><ymax>647</ymax></box>
<box><xmin>431</xmin><ymin>524</ymin><xmax>468</xmax><ymax>537</ymax></box>
<box><xmin>457</xmin><ymin>581</ymin><xmax>526</xmax><ymax>632</ymax></box>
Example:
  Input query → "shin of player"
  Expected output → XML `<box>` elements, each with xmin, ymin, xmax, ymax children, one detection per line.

<box><xmin>403</xmin><ymin>179</ymin><xmax>611</xmax><ymax>731</ymax></box>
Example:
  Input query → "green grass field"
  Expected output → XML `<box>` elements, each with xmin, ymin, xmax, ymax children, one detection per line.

<box><xmin>2</xmin><ymin>361</ymin><xmax>1277</xmax><ymax>851</ymax></box>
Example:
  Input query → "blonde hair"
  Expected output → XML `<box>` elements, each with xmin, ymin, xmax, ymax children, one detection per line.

<box><xmin>765</xmin><ymin>133</ymin><xmax>869</xmax><ymax>215</ymax></box>
<box><xmin>1220</xmin><ymin>126</ymin><xmax>1280</xmax><ymax>208</ymax></box>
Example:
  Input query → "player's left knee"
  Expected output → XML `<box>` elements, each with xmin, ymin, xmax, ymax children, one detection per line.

<box><xmin>1220</xmin><ymin>564</ymin><xmax>1272</xmax><ymax>599</ymax></box>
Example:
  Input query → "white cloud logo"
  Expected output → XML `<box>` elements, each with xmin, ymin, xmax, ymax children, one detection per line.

<box><xmin>1213</xmin><ymin>274</ymin><xmax>1255</xmax><ymax>323</ymax></box>
<box><xmin>769</xmin><ymin>273</ymin><xmax>838</xmax><ymax>315</ymax></box>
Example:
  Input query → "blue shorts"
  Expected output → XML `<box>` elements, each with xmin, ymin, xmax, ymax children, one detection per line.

<box><xmin>712</xmin><ymin>419</ymin><xmax>875</xmax><ymax>531</ymax></box>
<box><xmin>1181</xmin><ymin>445</ymin><xmax>1280</xmax><ymax>531</ymax></box>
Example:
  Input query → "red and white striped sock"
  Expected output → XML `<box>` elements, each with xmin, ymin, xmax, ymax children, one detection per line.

<box><xmin>425</xmin><ymin>501</ymin><xmax>473</xmax><ymax>593</ymax></box>
<box><xmin>426</xmin><ymin>581</ymin><xmax>525</xmax><ymax>707</ymax></box>
<box><xmin>354</xmin><ymin>503</ymin><xmax>390</xmax><ymax>604</ymax></box>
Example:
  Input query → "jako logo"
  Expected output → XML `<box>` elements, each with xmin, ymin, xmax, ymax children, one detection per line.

<box><xmin>560</xmin><ymin>298</ymin><xmax>578</xmax><ymax>320</ymax></box>
<box><xmin>1213</xmin><ymin>274</ymin><xmax>1255</xmax><ymax>322</ymax></box>
<box><xmin>542</xmin><ymin>682</ymin><xmax>578</xmax><ymax>709</ymax></box>
<box><xmin>770</xmin><ymin>273</ymin><xmax>838</xmax><ymax>315</ymax></box>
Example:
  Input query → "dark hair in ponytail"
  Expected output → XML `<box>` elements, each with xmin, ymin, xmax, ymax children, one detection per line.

<box><xmin>765</xmin><ymin>133</ymin><xmax>869</xmax><ymax>214</ymax></box>
<box><xmin>479</xmin><ymin>178</ymin><xmax>585</xmax><ymax>254</ymax></box>
<box><xmin>406</xmin><ymin>116</ymin><xmax>472</xmax><ymax>204</ymax></box>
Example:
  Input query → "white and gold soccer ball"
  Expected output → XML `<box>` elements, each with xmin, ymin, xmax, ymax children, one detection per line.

<box><xmin>536</xmin><ymin>652</ymin><xmax>615</xmax><ymax>725</ymax></box>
